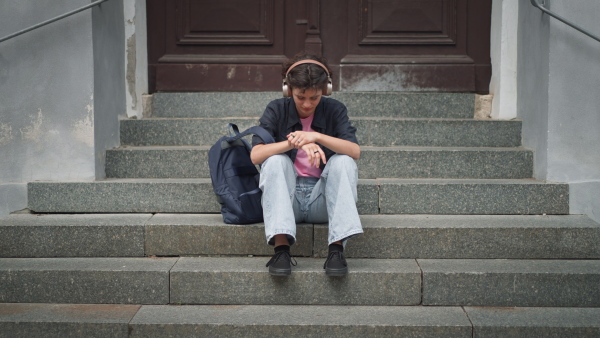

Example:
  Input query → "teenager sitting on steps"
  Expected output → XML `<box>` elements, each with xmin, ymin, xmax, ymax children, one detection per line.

<box><xmin>250</xmin><ymin>53</ymin><xmax>363</xmax><ymax>276</ymax></box>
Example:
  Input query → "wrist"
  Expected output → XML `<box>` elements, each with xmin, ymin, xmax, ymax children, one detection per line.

<box><xmin>314</xmin><ymin>132</ymin><xmax>323</xmax><ymax>143</ymax></box>
<box><xmin>284</xmin><ymin>140</ymin><xmax>295</xmax><ymax>151</ymax></box>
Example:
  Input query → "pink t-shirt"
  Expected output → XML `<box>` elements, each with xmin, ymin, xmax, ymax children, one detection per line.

<box><xmin>294</xmin><ymin>114</ymin><xmax>323</xmax><ymax>177</ymax></box>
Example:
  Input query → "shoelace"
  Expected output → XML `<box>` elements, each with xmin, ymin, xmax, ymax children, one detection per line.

<box><xmin>266</xmin><ymin>251</ymin><xmax>297</xmax><ymax>267</ymax></box>
<box><xmin>323</xmin><ymin>251</ymin><xmax>347</xmax><ymax>268</ymax></box>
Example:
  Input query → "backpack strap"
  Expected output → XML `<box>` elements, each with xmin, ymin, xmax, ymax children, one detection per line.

<box><xmin>227</xmin><ymin>123</ymin><xmax>275</xmax><ymax>144</ymax></box>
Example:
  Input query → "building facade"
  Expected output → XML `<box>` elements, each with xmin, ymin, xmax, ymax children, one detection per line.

<box><xmin>0</xmin><ymin>0</ymin><xmax>598</xmax><ymax>222</ymax></box>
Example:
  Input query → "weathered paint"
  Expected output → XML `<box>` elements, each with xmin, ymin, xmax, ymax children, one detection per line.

<box><xmin>0</xmin><ymin>123</ymin><xmax>13</xmax><ymax>147</ymax></box>
<box><xmin>126</xmin><ymin>32</ymin><xmax>138</xmax><ymax>111</ymax></box>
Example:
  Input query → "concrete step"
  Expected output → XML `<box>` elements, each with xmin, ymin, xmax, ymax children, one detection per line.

<box><xmin>2</xmin><ymin>214</ymin><xmax>598</xmax><ymax>259</ymax></box>
<box><xmin>0</xmin><ymin>303</ymin><xmax>140</xmax><ymax>338</ymax></box>
<box><xmin>1</xmin><ymin>304</ymin><xmax>598</xmax><ymax>338</ymax></box>
<box><xmin>465</xmin><ymin>307</ymin><xmax>600</xmax><ymax>337</ymax></box>
<box><xmin>377</xmin><ymin>178</ymin><xmax>569</xmax><ymax>215</ymax></box>
<box><xmin>130</xmin><ymin>306</ymin><xmax>600</xmax><ymax>337</ymax></box>
<box><xmin>27</xmin><ymin>179</ymin><xmax>568</xmax><ymax>215</ymax></box>
<box><xmin>170</xmin><ymin>257</ymin><xmax>600</xmax><ymax>307</ymax></box>
<box><xmin>0</xmin><ymin>258</ymin><xmax>177</xmax><ymax>304</ymax></box>
<box><xmin>105</xmin><ymin>146</ymin><xmax>533</xmax><ymax>179</ymax></box>
<box><xmin>120</xmin><ymin>117</ymin><xmax>522</xmax><ymax>148</ymax></box>
<box><xmin>1</xmin><ymin>257</ymin><xmax>598</xmax><ymax>307</ymax></box>
<box><xmin>170</xmin><ymin>257</ymin><xmax>421</xmax><ymax>306</ymax></box>
<box><xmin>129</xmin><ymin>305</ymin><xmax>473</xmax><ymax>337</ymax></box>
<box><xmin>151</xmin><ymin>92</ymin><xmax>475</xmax><ymax>119</ymax></box>
<box><xmin>420</xmin><ymin>259</ymin><xmax>600</xmax><ymax>307</ymax></box>
<box><xmin>0</xmin><ymin>214</ymin><xmax>151</xmax><ymax>258</ymax></box>
<box><xmin>329</xmin><ymin>214</ymin><xmax>600</xmax><ymax>259</ymax></box>
<box><xmin>145</xmin><ymin>214</ymin><xmax>600</xmax><ymax>259</ymax></box>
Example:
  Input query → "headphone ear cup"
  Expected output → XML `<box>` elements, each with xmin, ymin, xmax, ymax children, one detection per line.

<box><xmin>282</xmin><ymin>80</ymin><xmax>291</xmax><ymax>97</ymax></box>
<box><xmin>324</xmin><ymin>77</ymin><xmax>333</xmax><ymax>96</ymax></box>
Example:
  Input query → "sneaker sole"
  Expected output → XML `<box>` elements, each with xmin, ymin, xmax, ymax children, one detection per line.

<box><xmin>269</xmin><ymin>267</ymin><xmax>291</xmax><ymax>276</ymax></box>
<box><xmin>325</xmin><ymin>267</ymin><xmax>348</xmax><ymax>276</ymax></box>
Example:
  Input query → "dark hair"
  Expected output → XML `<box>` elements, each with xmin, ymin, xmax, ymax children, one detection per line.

<box><xmin>282</xmin><ymin>52</ymin><xmax>331</xmax><ymax>92</ymax></box>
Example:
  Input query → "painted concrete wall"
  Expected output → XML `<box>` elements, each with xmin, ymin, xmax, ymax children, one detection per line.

<box><xmin>0</xmin><ymin>0</ymin><xmax>128</xmax><ymax>217</ymax></box>
<box><xmin>546</xmin><ymin>0</ymin><xmax>600</xmax><ymax>222</ymax></box>
<box><xmin>517</xmin><ymin>0</ymin><xmax>550</xmax><ymax>180</ymax></box>
<box><xmin>124</xmin><ymin>0</ymin><xmax>148</xmax><ymax>119</ymax></box>
<box><xmin>489</xmin><ymin>0</ymin><xmax>518</xmax><ymax>120</ymax></box>
<box><xmin>518</xmin><ymin>0</ymin><xmax>600</xmax><ymax>222</ymax></box>
<box><xmin>0</xmin><ymin>0</ymin><xmax>96</xmax><ymax>217</ymax></box>
<box><xmin>92</xmin><ymin>0</ymin><xmax>126</xmax><ymax>179</ymax></box>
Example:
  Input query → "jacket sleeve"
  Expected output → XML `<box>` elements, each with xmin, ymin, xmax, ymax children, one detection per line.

<box><xmin>252</xmin><ymin>101</ymin><xmax>278</xmax><ymax>146</ymax></box>
<box><xmin>331</xmin><ymin>103</ymin><xmax>359</xmax><ymax>145</ymax></box>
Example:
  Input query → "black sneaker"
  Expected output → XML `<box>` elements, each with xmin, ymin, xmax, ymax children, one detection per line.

<box><xmin>266</xmin><ymin>250</ymin><xmax>296</xmax><ymax>276</ymax></box>
<box><xmin>323</xmin><ymin>250</ymin><xmax>348</xmax><ymax>276</ymax></box>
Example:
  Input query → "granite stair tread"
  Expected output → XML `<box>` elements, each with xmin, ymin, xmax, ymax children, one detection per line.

<box><xmin>120</xmin><ymin>116</ymin><xmax>522</xmax><ymax>147</ymax></box>
<box><xmin>1</xmin><ymin>213</ymin><xmax>598</xmax><ymax>259</ymax></box>
<box><xmin>167</xmin><ymin>257</ymin><xmax>600</xmax><ymax>307</ymax></box>
<box><xmin>105</xmin><ymin>145</ymin><xmax>534</xmax><ymax>179</ymax></box>
<box><xmin>109</xmin><ymin>145</ymin><xmax>531</xmax><ymax>151</ymax></box>
<box><xmin>420</xmin><ymin>259</ymin><xmax>600</xmax><ymax>307</ymax></box>
<box><xmin>0</xmin><ymin>303</ymin><xmax>140</xmax><ymax>338</ymax></box>
<box><xmin>1</xmin><ymin>257</ymin><xmax>598</xmax><ymax>307</ymax></box>
<box><xmin>0</xmin><ymin>213</ymin><xmax>152</xmax><ymax>258</ymax></box>
<box><xmin>3</xmin><ymin>303</ymin><xmax>597</xmax><ymax>337</ymax></box>
<box><xmin>150</xmin><ymin>92</ymin><xmax>476</xmax><ymax>119</ymax></box>
<box><xmin>0</xmin><ymin>257</ymin><xmax>177</xmax><ymax>304</ymax></box>
<box><xmin>27</xmin><ymin>178</ymin><xmax>569</xmax><ymax>214</ymax></box>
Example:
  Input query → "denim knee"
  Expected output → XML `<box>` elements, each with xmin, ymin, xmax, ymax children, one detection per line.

<box><xmin>323</xmin><ymin>154</ymin><xmax>357</xmax><ymax>177</ymax></box>
<box><xmin>261</xmin><ymin>154</ymin><xmax>293</xmax><ymax>175</ymax></box>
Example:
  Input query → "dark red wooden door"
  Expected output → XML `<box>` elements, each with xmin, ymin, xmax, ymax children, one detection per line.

<box><xmin>147</xmin><ymin>0</ymin><xmax>491</xmax><ymax>93</ymax></box>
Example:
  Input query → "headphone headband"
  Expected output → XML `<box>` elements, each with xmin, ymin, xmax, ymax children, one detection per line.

<box><xmin>285</xmin><ymin>60</ymin><xmax>330</xmax><ymax>77</ymax></box>
<box><xmin>282</xmin><ymin>59</ymin><xmax>332</xmax><ymax>97</ymax></box>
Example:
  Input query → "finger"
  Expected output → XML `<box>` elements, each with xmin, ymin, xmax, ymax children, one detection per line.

<box><xmin>306</xmin><ymin>149</ymin><xmax>316</xmax><ymax>167</ymax></box>
<box><xmin>307</xmin><ymin>149</ymin><xmax>317</xmax><ymax>167</ymax></box>
<box><xmin>319</xmin><ymin>150</ymin><xmax>326</xmax><ymax>165</ymax></box>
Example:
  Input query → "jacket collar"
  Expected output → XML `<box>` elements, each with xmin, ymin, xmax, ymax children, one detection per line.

<box><xmin>286</xmin><ymin>97</ymin><xmax>326</xmax><ymax>130</ymax></box>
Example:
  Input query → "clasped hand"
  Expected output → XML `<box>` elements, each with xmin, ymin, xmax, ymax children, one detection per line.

<box><xmin>287</xmin><ymin>131</ymin><xmax>326</xmax><ymax>168</ymax></box>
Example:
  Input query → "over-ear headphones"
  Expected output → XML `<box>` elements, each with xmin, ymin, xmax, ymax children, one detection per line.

<box><xmin>282</xmin><ymin>60</ymin><xmax>333</xmax><ymax>97</ymax></box>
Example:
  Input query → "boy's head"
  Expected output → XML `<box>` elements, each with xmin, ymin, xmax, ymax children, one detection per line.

<box><xmin>282</xmin><ymin>53</ymin><xmax>332</xmax><ymax>97</ymax></box>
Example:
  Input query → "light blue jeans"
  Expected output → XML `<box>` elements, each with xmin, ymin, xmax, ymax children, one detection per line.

<box><xmin>259</xmin><ymin>154</ymin><xmax>363</xmax><ymax>246</ymax></box>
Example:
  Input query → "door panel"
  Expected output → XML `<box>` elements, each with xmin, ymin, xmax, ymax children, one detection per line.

<box><xmin>147</xmin><ymin>0</ymin><xmax>491</xmax><ymax>93</ymax></box>
<box><xmin>357</xmin><ymin>0</ymin><xmax>457</xmax><ymax>45</ymax></box>
<box><xmin>148</xmin><ymin>0</ymin><xmax>289</xmax><ymax>92</ymax></box>
<box><xmin>321</xmin><ymin>0</ymin><xmax>490</xmax><ymax>92</ymax></box>
<box><xmin>179</xmin><ymin>0</ymin><xmax>275</xmax><ymax>46</ymax></box>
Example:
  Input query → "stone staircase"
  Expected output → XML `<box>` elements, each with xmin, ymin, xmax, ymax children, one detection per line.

<box><xmin>1</xmin><ymin>92</ymin><xmax>599</xmax><ymax>337</ymax></box>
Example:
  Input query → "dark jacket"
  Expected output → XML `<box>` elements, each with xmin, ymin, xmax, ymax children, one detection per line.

<box><xmin>252</xmin><ymin>97</ymin><xmax>358</xmax><ymax>170</ymax></box>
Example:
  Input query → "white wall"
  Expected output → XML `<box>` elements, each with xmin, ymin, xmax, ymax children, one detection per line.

<box><xmin>92</xmin><ymin>0</ymin><xmax>126</xmax><ymax>179</ymax></box>
<box><xmin>517</xmin><ymin>0</ymin><xmax>600</xmax><ymax>222</ymax></box>
<box><xmin>0</xmin><ymin>0</ymin><xmax>133</xmax><ymax>218</ymax></box>
<box><xmin>124</xmin><ymin>0</ymin><xmax>148</xmax><ymax>119</ymax></box>
<box><xmin>489</xmin><ymin>0</ymin><xmax>518</xmax><ymax>120</ymax></box>
<box><xmin>517</xmin><ymin>0</ymin><xmax>550</xmax><ymax>180</ymax></box>
<box><xmin>545</xmin><ymin>0</ymin><xmax>600</xmax><ymax>222</ymax></box>
<box><xmin>0</xmin><ymin>0</ymin><xmax>96</xmax><ymax>217</ymax></box>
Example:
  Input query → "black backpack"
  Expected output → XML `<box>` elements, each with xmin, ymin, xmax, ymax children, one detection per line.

<box><xmin>208</xmin><ymin>123</ymin><xmax>275</xmax><ymax>224</ymax></box>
